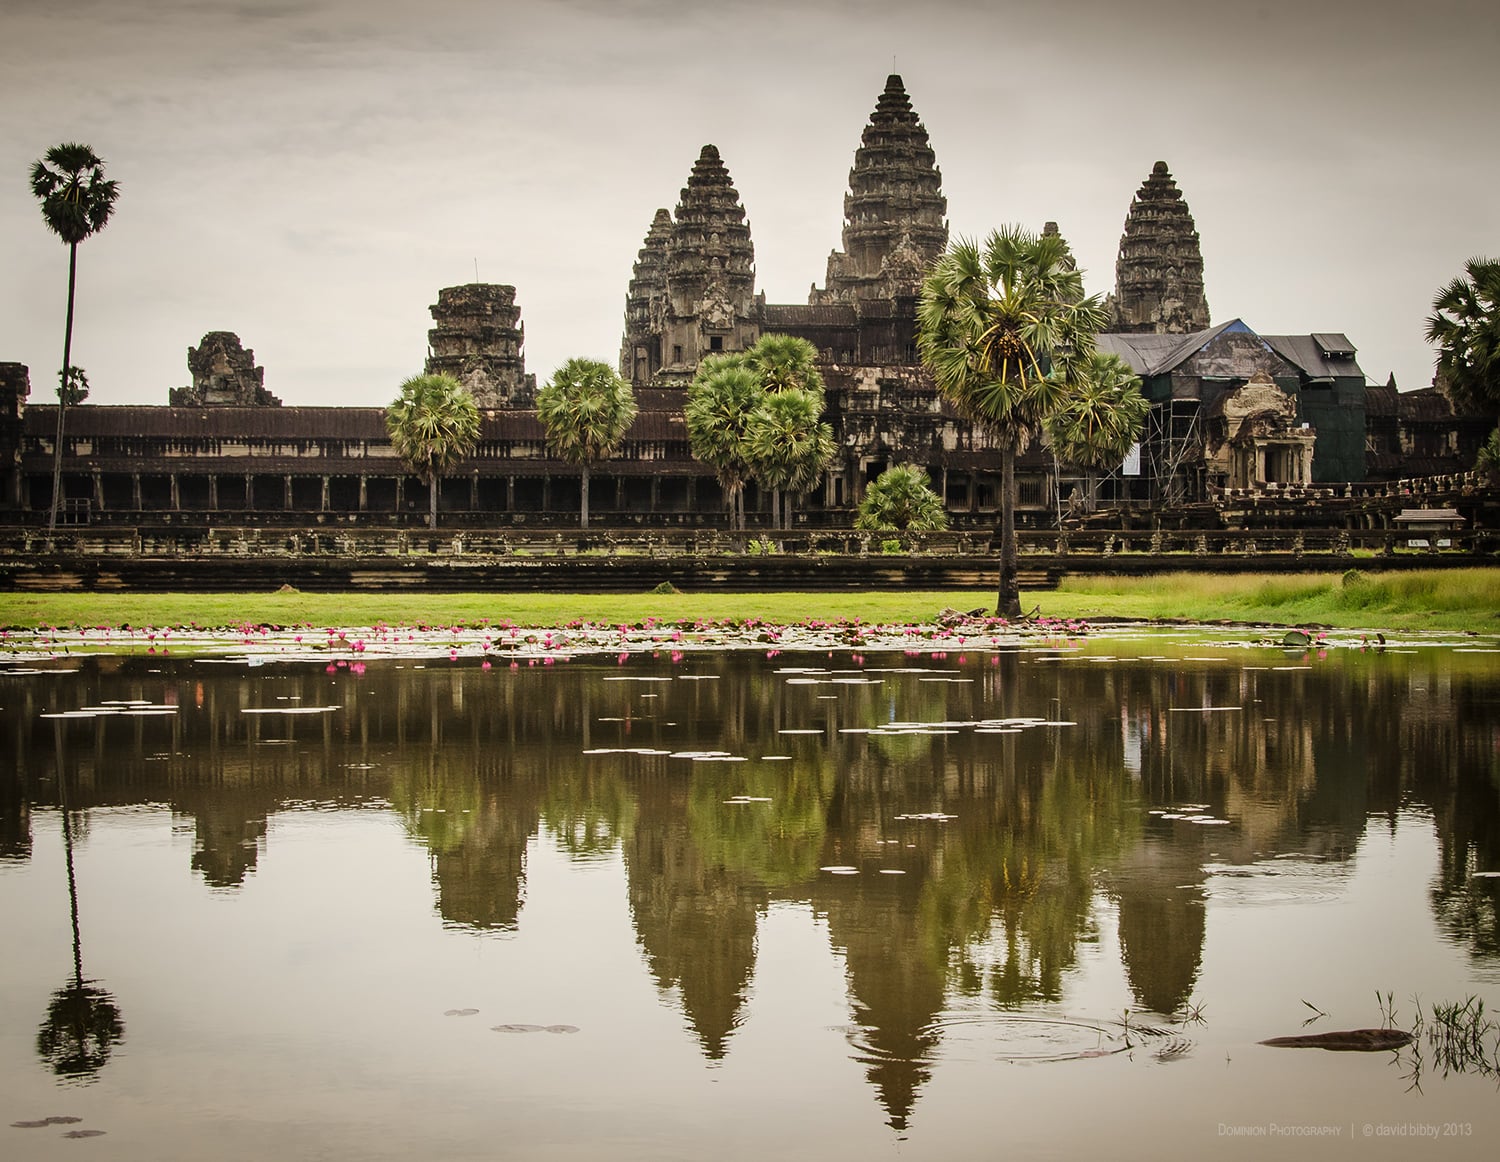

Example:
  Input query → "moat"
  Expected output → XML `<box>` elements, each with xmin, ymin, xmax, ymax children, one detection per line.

<box><xmin>3</xmin><ymin>630</ymin><xmax>1498</xmax><ymax>1160</ymax></box>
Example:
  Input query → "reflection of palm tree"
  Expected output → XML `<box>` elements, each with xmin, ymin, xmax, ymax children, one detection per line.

<box><xmin>37</xmin><ymin>720</ymin><xmax>123</xmax><ymax>1082</ymax></box>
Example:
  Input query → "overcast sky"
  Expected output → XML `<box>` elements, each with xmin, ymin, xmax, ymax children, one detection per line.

<box><xmin>2</xmin><ymin>0</ymin><xmax>1496</xmax><ymax>408</ymax></box>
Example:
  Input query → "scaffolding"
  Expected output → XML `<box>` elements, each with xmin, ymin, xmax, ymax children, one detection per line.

<box><xmin>1145</xmin><ymin>400</ymin><xmax>1203</xmax><ymax>505</ymax></box>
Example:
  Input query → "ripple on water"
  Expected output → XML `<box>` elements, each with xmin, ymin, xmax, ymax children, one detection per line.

<box><xmin>906</xmin><ymin>1012</ymin><xmax>1188</xmax><ymax>1064</ymax></box>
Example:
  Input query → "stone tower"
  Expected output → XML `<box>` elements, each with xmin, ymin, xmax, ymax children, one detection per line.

<box><xmin>425</xmin><ymin>283</ymin><xmax>536</xmax><ymax>408</ymax></box>
<box><xmin>171</xmin><ymin>333</ymin><xmax>281</xmax><ymax>406</ymax></box>
<box><xmin>811</xmin><ymin>74</ymin><xmax>948</xmax><ymax>305</ymax></box>
<box><xmin>1110</xmin><ymin>161</ymin><xmax>1210</xmax><ymax>334</ymax></box>
<box><xmin>620</xmin><ymin>209</ymin><xmax>673</xmax><ymax>386</ymax></box>
<box><xmin>621</xmin><ymin>146</ymin><xmax>759</xmax><ymax>388</ymax></box>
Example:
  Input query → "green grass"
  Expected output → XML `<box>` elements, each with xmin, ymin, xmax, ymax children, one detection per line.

<box><xmin>1049</xmin><ymin>568</ymin><xmax>1500</xmax><ymax>631</ymax></box>
<box><xmin>1</xmin><ymin>568</ymin><xmax>1497</xmax><ymax>632</ymax></box>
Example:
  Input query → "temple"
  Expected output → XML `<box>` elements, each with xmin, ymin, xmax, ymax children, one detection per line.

<box><xmin>0</xmin><ymin>75</ymin><xmax>1489</xmax><ymax>531</ymax></box>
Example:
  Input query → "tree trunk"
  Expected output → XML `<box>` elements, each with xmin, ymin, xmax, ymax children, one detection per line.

<box><xmin>580</xmin><ymin>464</ymin><xmax>590</xmax><ymax>530</ymax></box>
<box><xmin>772</xmin><ymin>488</ymin><xmax>782</xmax><ymax>531</ymax></box>
<box><xmin>996</xmin><ymin>439</ymin><xmax>1022</xmax><ymax>619</ymax></box>
<box><xmin>47</xmin><ymin>242</ymin><xmax>79</xmax><ymax>532</ymax></box>
<box><xmin>428</xmin><ymin>475</ymin><xmax>438</xmax><ymax>530</ymax></box>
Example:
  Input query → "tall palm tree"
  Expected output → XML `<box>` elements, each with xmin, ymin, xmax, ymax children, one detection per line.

<box><xmin>385</xmin><ymin>374</ymin><xmax>481</xmax><ymax>530</ymax></box>
<box><xmin>918</xmin><ymin>227</ymin><xmax>1105</xmax><ymax>617</ymax></box>
<box><xmin>685</xmin><ymin>356</ymin><xmax>761</xmax><ymax>530</ymax></box>
<box><xmin>744</xmin><ymin>388</ymin><xmax>835</xmax><ymax>530</ymax></box>
<box><xmin>535</xmin><ymin>358</ymin><xmax>637</xmax><ymax>529</ymax></box>
<box><xmin>1426</xmin><ymin>256</ymin><xmax>1500</xmax><ymax>413</ymax></box>
<box><xmin>1043</xmin><ymin>352</ymin><xmax>1148</xmax><ymax>513</ymax></box>
<box><xmin>30</xmin><ymin>144</ymin><xmax>120</xmax><ymax>531</ymax></box>
<box><xmin>855</xmin><ymin>465</ymin><xmax>949</xmax><ymax>532</ymax></box>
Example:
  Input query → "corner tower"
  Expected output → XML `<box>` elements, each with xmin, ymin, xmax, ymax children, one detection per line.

<box><xmin>812</xmin><ymin>75</ymin><xmax>948</xmax><ymax>305</ymax></box>
<box><xmin>424</xmin><ymin>284</ymin><xmax>535</xmax><ymax>408</ymax></box>
<box><xmin>1110</xmin><ymin>161</ymin><xmax>1210</xmax><ymax>334</ymax></box>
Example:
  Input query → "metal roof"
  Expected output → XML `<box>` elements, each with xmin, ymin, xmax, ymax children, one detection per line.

<box><xmin>1098</xmin><ymin>320</ymin><xmax>1367</xmax><ymax>382</ymax></box>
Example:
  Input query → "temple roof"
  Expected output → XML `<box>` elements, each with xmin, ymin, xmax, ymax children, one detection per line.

<box><xmin>1098</xmin><ymin>320</ymin><xmax>1367</xmax><ymax>382</ymax></box>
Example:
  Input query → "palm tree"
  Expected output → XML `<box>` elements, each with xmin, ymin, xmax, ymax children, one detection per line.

<box><xmin>385</xmin><ymin>374</ymin><xmax>481</xmax><ymax>530</ymax></box>
<box><xmin>918</xmin><ymin>227</ymin><xmax>1105</xmax><ymax>617</ymax></box>
<box><xmin>747</xmin><ymin>333</ymin><xmax>824</xmax><ymax>396</ymax></box>
<box><xmin>685</xmin><ymin>356</ymin><xmax>761</xmax><ymax>530</ymax></box>
<box><xmin>535</xmin><ymin>358</ymin><xmax>637</xmax><ymax>529</ymax></box>
<box><xmin>1476</xmin><ymin>427</ymin><xmax>1500</xmax><ymax>486</ymax></box>
<box><xmin>30</xmin><ymin>144</ymin><xmax>120</xmax><ymax>531</ymax></box>
<box><xmin>1043</xmin><ymin>352</ymin><xmax>1148</xmax><ymax>513</ymax></box>
<box><xmin>1426</xmin><ymin>256</ymin><xmax>1500</xmax><ymax>413</ymax></box>
<box><xmin>855</xmin><ymin>465</ymin><xmax>949</xmax><ymax>532</ymax></box>
<box><xmin>744</xmin><ymin>388</ymin><xmax>835</xmax><ymax>530</ymax></box>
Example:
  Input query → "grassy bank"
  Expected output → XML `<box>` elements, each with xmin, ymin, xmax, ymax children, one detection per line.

<box><xmin>1</xmin><ymin>568</ymin><xmax>1497</xmax><ymax>633</ymax></box>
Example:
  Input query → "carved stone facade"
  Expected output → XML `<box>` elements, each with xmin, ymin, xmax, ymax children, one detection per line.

<box><xmin>4</xmin><ymin>76</ymin><xmax>1464</xmax><ymax>533</ymax></box>
<box><xmin>0</xmin><ymin>363</ymin><xmax>28</xmax><ymax>511</ymax></box>
<box><xmin>1110</xmin><ymin>161</ymin><xmax>1211</xmax><ymax>335</ymax></box>
<box><xmin>621</xmin><ymin>76</ymin><xmax>948</xmax><ymax>392</ymax></box>
<box><xmin>620</xmin><ymin>147</ymin><xmax>761</xmax><ymax>387</ymax></box>
<box><xmin>1204</xmin><ymin>372</ymin><xmax>1317</xmax><ymax>489</ymax></box>
<box><xmin>425</xmin><ymin>283</ymin><xmax>535</xmax><ymax>408</ymax></box>
<box><xmin>810</xmin><ymin>74</ymin><xmax>948</xmax><ymax>306</ymax></box>
<box><xmin>170</xmin><ymin>332</ymin><xmax>281</xmax><ymax>407</ymax></box>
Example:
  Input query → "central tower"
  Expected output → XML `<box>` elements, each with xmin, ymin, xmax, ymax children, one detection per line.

<box><xmin>811</xmin><ymin>75</ymin><xmax>949</xmax><ymax>305</ymax></box>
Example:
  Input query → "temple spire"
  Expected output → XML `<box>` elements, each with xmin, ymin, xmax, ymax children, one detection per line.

<box><xmin>811</xmin><ymin>75</ymin><xmax>948</xmax><ymax>305</ymax></box>
<box><xmin>620</xmin><ymin>146</ymin><xmax>759</xmax><ymax>387</ymax></box>
<box><xmin>1110</xmin><ymin>160</ymin><xmax>1210</xmax><ymax>334</ymax></box>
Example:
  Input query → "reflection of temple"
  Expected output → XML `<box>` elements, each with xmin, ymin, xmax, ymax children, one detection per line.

<box><xmin>626</xmin><ymin>775</ymin><xmax>763</xmax><ymax>1059</ymax></box>
<box><xmin>4</xmin><ymin>648</ymin><xmax>1497</xmax><ymax>1128</ymax></box>
<box><xmin>1110</xmin><ymin>842</ymin><xmax>1207</xmax><ymax>1016</ymax></box>
<box><xmin>817</xmin><ymin>876</ymin><xmax>943</xmax><ymax>1130</ymax></box>
<box><xmin>177</xmin><ymin>788</ymin><xmax>269</xmax><ymax>888</ymax></box>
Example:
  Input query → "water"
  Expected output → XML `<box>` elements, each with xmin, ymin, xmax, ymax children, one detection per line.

<box><xmin>2</xmin><ymin>629</ymin><xmax>1498</xmax><ymax>1159</ymax></box>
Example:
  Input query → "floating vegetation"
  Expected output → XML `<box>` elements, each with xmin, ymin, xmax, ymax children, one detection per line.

<box><xmin>444</xmin><ymin>1009</ymin><xmax>479</xmax><ymax>1017</ymax></box>
<box><xmin>1260</xmin><ymin>1029</ymin><xmax>1413</xmax><ymax>1052</ymax></box>
<box><xmin>491</xmin><ymin>1023</ymin><xmax>578</xmax><ymax>1034</ymax></box>
<box><xmin>11</xmin><ymin>1116</ymin><xmax>87</xmax><ymax>1129</ymax></box>
<box><xmin>62</xmin><ymin>1129</ymin><xmax>106</xmax><ymax>1139</ymax></box>
<box><xmin>241</xmin><ymin>706</ymin><xmax>340</xmax><ymax>715</ymax></box>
